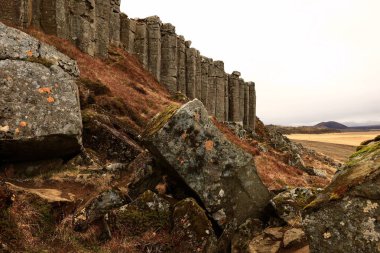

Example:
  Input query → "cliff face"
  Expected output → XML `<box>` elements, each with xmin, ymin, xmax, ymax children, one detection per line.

<box><xmin>0</xmin><ymin>0</ymin><xmax>256</xmax><ymax>130</ymax></box>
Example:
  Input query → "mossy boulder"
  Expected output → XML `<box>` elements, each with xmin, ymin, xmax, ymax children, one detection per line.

<box><xmin>143</xmin><ymin>99</ymin><xmax>270</xmax><ymax>234</ymax></box>
<box><xmin>303</xmin><ymin>137</ymin><xmax>380</xmax><ymax>252</ymax></box>
<box><xmin>172</xmin><ymin>198</ymin><xmax>218</xmax><ymax>253</ymax></box>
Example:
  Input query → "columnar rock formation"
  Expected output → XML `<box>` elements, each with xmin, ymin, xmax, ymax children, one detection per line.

<box><xmin>0</xmin><ymin>0</ymin><xmax>257</xmax><ymax>131</ymax></box>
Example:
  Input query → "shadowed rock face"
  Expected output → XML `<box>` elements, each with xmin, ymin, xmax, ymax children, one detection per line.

<box><xmin>143</xmin><ymin>99</ymin><xmax>270</xmax><ymax>232</ymax></box>
<box><xmin>303</xmin><ymin>136</ymin><xmax>380</xmax><ymax>253</ymax></box>
<box><xmin>0</xmin><ymin>22</ymin><xmax>82</xmax><ymax>162</ymax></box>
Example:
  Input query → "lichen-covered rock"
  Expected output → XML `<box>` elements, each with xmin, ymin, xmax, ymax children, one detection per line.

<box><xmin>143</xmin><ymin>99</ymin><xmax>270</xmax><ymax>232</ymax></box>
<box><xmin>303</xmin><ymin>136</ymin><xmax>380</xmax><ymax>252</ymax></box>
<box><xmin>73</xmin><ymin>188</ymin><xmax>127</xmax><ymax>231</ymax></box>
<box><xmin>272</xmin><ymin>187</ymin><xmax>321</xmax><ymax>226</ymax></box>
<box><xmin>0</xmin><ymin>22</ymin><xmax>82</xmax><ymax>162</ymax></box>
<box><xmin>172</xmin><ymin>198</ymin><xmax>218</xmax><ymax>253</ymax></box>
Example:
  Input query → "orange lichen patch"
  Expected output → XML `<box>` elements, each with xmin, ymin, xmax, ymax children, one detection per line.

<box><xmin>26</xmin><ymin>50</ymin><xmax>33</xmax><ymax>57</ymax></box>
<box><xmin>47</xmin><ymin>96</ymin><xmax>55</xmax><ymax>103</ymax></box>
<box><xmin>19</xmin><ymin>121</ymin><xmax>27</xmax><ymax>127</ymax></box>
<box><xmin>38</xmin><ymin>87</ymin><xmax>52</xmax><ymax>94</ymax></box>
<box><xmin>205</xmin><ymin>140</ymin><xmax>214</xmax><ymax>151</ymax></box>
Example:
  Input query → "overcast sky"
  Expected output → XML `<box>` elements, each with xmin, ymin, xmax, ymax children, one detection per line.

<box><xmin>121</xmin><ymin>0</ymin><xmax>380</xmax><ymax>126</ymax></box>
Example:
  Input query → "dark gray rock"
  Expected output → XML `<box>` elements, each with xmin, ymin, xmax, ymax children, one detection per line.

<box><xmin>143</xmin><ymin>99</ymin><xmax>270</xmax><ymax>232</ymax></box>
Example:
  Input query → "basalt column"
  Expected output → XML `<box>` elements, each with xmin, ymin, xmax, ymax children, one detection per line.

<box><xmin>109</xmin><ymin>0</ymin><xmax>121</xmax><ymax>46</ymax></box>
<box><xmin>161</xmin><ymin>23</ymin><xmax>178</xmax><ymax>93</ymax></box>
<box><xmin>214</xmin><ymin>61</ymin><xmax>226</xmax><ymax>121</ymax></box>
<box><xmin>200</xmin><ymin>57</ymin><xmax>211</xmax><ymax>108</ymax></box>
<box><xmin>185</xmin><ymin>42</ymin><xmax>197</xmax><ymax>99</ymax></box>
<box><xmin>94</xmin><ymin>0</ymin><xmax>110</xmax><ymax>58</ymax></box>
<box><xmin>243</xmin><ymin>83</ymin><xmax>249</xmax><ymax>128</ymax></box>
<box><xmin>239</xmin><ymin>78</ymin><xmax>245</xmax><ymax>123</ymax></box>
<box><xmin>134</xmin><ymin>20</ymin><xmax>148</xmax><ymax>69</ymax></box>
<box><xmin>224</xmin><ymin>73</ymin><xmax>229</xmax><ymax>121</ymax></box>
<box><xmin>207</xmin><ymin>61</ymin><xmax>217</xmax><ymax>116</ymax></box>
<box><xmin>39</xmin><ymin>0</ymin><xmax>70</xmax><ymax>39</ymax></box>
<box><xmin>177</xmin><ymin>35</ymin><xmax>186</xmax><ymax>94</ymax></box>
<box><xmin>195</xmin><ymin>51</ymin><xmax>202</xmax><ymax>99</ymax></box>
<box><xmin>228</xmin><ymin>71</ymin><xmax>241</xmax><ymax>122</ymax></box>
<box><xmin>69</xmin><ymin>0</ymin><xmax>96</xmax><ymax>57</ymax></box>
<box><xmin>248</xmin><ymin>82</ymin><xmax>256</xmax><ymax>131</ymax></box>
<box><xmin>0</xmin><ymin>0</ymin><xmax>32</xmax><ymax>28</ymax></box>
<box><xmin>120</xmin><ymin>14</ymin><xmax>136</xmax><ymax>53</ymax></box>
<box><xmin>146</xmin><ymin>16</ymin><xmax>162</xmax><ymax>81</ymax></box>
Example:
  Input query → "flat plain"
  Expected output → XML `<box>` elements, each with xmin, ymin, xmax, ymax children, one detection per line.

<box><xmin>287</xmin><ymin>131</ymin><xmax>380</xmax><ymax>162</ymax></box>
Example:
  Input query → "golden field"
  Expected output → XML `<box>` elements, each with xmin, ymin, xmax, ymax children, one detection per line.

<box><xmin>286</xmin><ymin>131</ymin><xmax>380</xmax><ymax>146</ymax></box>
<box><xmin>287</xmin><ymin>131</ymin><xmax>380</xmax><ymax>162</ymax></box>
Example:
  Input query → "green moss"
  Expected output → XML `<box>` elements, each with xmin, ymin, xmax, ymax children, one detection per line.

<box><xmin>142</xmin><ymin>104</ymin><xmax>180</xmax><ymax>138</ymax></box>
<box><xmin>349</xmin><ymin>142</ymin><xmax>380</xmax><ymax>161</ymax></box>
<box><xmin>25</xmin><ymin>56</ymin><xmax>54</xmax><ymax>68</ymax></box>
<box><xmin>173</xmin><ymin>199</ymin><xmax>211</xmax><ymax>239</ymax></box>
<box><xmin>116</xmin><ymin>207</ymin><xmax>170</xmax><ymax>235</ymax></box>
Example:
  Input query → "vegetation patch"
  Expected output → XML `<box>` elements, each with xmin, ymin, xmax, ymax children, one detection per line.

<box><xmin>142</xmin><ymin>104</ymin><xmax>180</xmax><ymax>138</ymax></box>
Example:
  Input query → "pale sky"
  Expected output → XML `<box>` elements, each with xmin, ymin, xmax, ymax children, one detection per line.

<box><xmin>121</xmin><ymin>0</ymin><xmax>380</xmax><ymax>126</ymax></box>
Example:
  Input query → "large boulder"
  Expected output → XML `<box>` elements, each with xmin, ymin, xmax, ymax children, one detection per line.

<box><xmin>143</xmin><ymin>99</ymin><xmax>270</xmax><ymax>231</ymax></box>
<box><xmin>303</xmin><ymin>136</ymin><xmax>380</xmax><ymax>252</ymax></box>
<box><xmin>0</xmin><ymin>22</ymin><xmax>82</xmax><ymax>162</ymax></box>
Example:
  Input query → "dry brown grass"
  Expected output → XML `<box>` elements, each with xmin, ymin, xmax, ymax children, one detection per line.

<box><xmin>24</xmin><ymin>28</ymin><xmax>177</xmax><ymax>133</ymax></box>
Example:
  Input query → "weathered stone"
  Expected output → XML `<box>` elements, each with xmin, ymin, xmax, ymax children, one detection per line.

<box><xmin>0</xmin><ymin>22</ymin><xmax>82</xmax><ymax>162</ymax></box>
<box><xmin>109</xmin><ymin>0</ymin><xmax>121</xmax><ymax>46</ymax></box>
<box><xmin>73</xmin><ymin>188</ymin><xmax>128</xmax><ymax>231</ymax></box>
<box><xmin>172</xmin><ymin>198</ymin><xmax>218</xmax><ymax>253</ymax></box>
<box><xmin>195</xmin><ymin>50</ymin><xmax>202</xmax><ymax>99</ymax></box>
<box><xmin>243</xmin><ymin>82</ymin><xmax>249</xmax><ymax>128</ymax></box>
<box><xmin>239</xmin><ymin>78</ymin><xmax>245</xmax><ymax>123</ymax></box>
<box><xmin>248</xmin><ymin>82</ymin><xmax>256</xmax><ymax>131</ymax></box>
<box><xmin>283</xmin><ymin>228</ymin><xmax>305</xmax><ymax>248</ymax></box>
<box><xmin>207</xmin><ymin>61</ymin><xmax>217</xmax><ymax>116</ymax></box>
<box><xmin>160</xmin><ymin>23</ymin><xmax>177</xmax><ymax>93</ymax></box>
<box><xmin>224</xmin><ymin>73</ymin><xmax>229</xmax><ymax>121</ymax></box>
<box><xmin>143</xmin><ymin>99</ymin><xmax>270</xmax><ymax>231</ymax></box>
<box><xmin>69</xmin><ymin>0</ymin><xmax>96</xmax><ymax>56</ymax></box>
<box><xmin>214</xmin><ymin>61</ymin><xmax>226</xmax><ymax>121</ymax></box>
<box><xmin>231</xmin><ymin>218</ymin><xmax>263</xmax><ymax>252</ymax></box>
<box><xmin>303</xmin><ymin>137</ymin><xmax>380</xmax><ymax>253</ymax></box>
<box><xmin>264</xmin><ymin>227</ymin><xmax>284</xmax><ymax>240</ymax></box>
<box><xmin>177</xmin><ymin>35</ymin><xmax>186</xmax><ymax>94</ymax></box>
<box><xmin>134</xmin><ymin>21</ymin><xmax>148</xmax><ymax>68</ymax></box>
<box><xmin>248</xmin><ymin>234</ymin><xmax>281</xmax><ymax>253</ymax></box>
<box><xmin>228</xmin><ymin>71</ymin><xmax>241</xmax><ymax>122</ymax></box>
<box><xmin>94</xmin><ymin>0</ymin><xmax>110</xmax><ymax>58</ymax></box>
<box><xmin>120</xmin><ymin>14</ymin><xmax>136</xmax><ymax>53</ymax></box>
<box><xmin>0</xmin><ymin>0</ymin><xmax>32</xmax><ymax>28</ymax></box>
<box><xmin>185</xmin><ymin>47</ymin><xmax>197</xmax><ymax>99</ymax></box>
<box><xmin>146</xmin><ymin>16</ymin><xmax>161</xmax><ymax>81</ymax></box>
<box><xmin>272</xmin><ymin>187</ymin><xmax>320</xmax><ymax>226</ymax></box>
<box><xmin>40</xmin><ymin>0</ymin><xmax>70</xmax><ymax>38</ymax></box>
<box><xmin>200</xmin><ymin>57</ymin><xmax>211</xmax><ymax>107</ymax></box>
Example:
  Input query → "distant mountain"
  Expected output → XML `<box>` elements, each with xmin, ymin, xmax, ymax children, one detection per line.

<box><xmin>315</xmin><ymin>121</ymin><xmax>348</xmax><ymax>129</ymax></box>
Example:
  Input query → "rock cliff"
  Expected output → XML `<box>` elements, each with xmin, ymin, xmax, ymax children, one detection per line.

<box><xmin>0</xmin><ymin>0</ymin><xmax>256</xmax><ymax>130</ymax></box>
